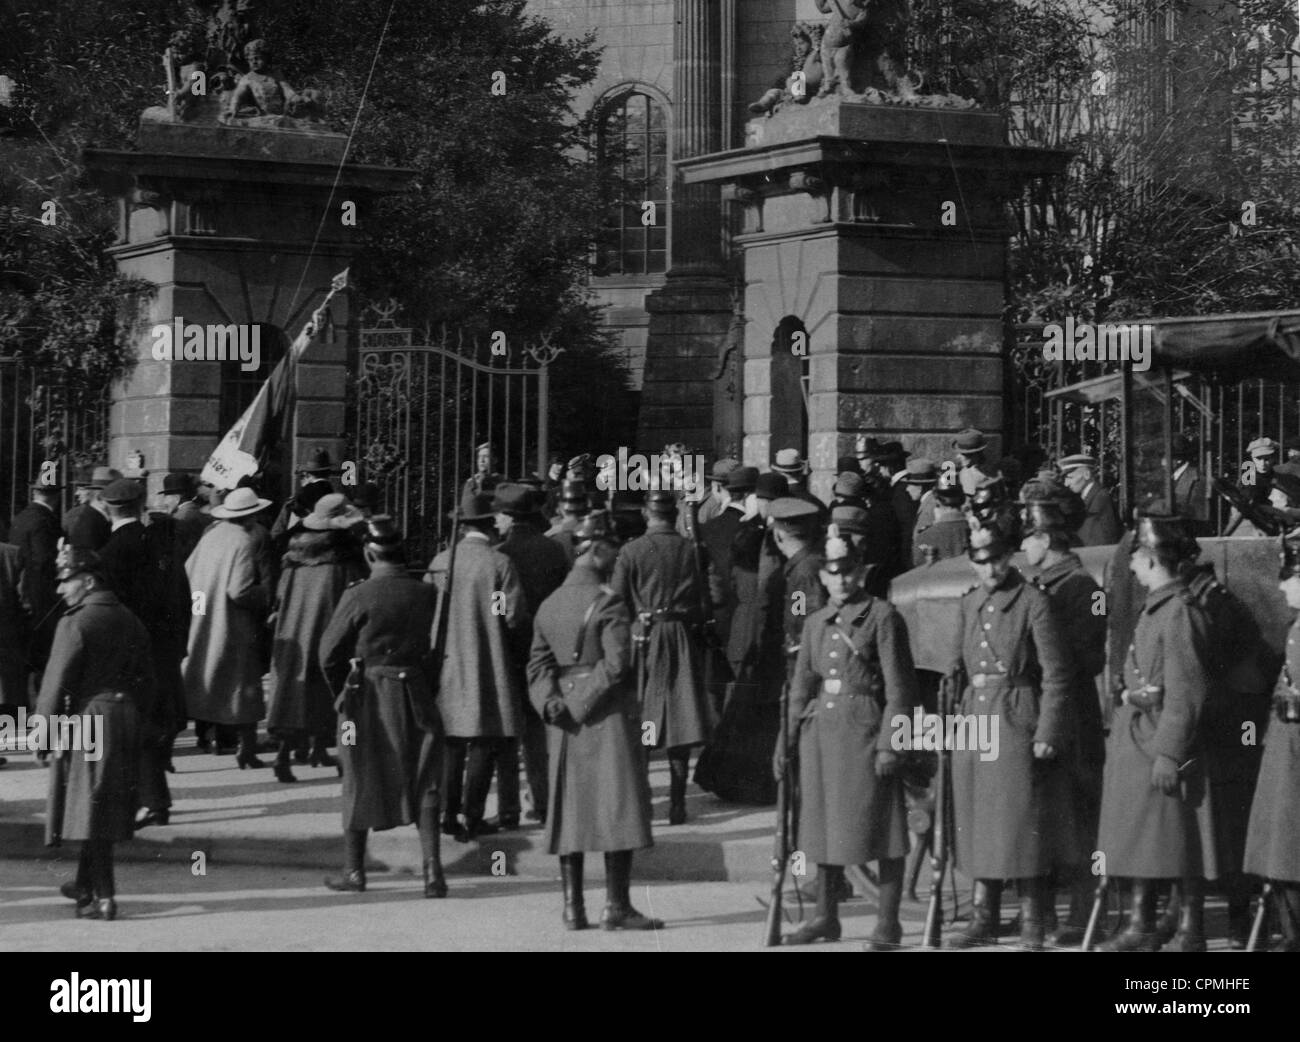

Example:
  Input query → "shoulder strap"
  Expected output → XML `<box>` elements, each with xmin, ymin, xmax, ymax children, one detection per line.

<box><xmin>571</xmin><ymin>589</ymin><xmax>610</xmax><ymax>663</ymax></box>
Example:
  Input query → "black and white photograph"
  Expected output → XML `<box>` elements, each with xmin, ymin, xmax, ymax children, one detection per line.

<box><xmin>0</xmin><ymin>0</ymin><xmax>1296</xmax><ymax>1002</ymax></box>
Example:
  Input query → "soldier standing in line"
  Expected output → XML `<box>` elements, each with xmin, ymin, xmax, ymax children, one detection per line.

<box><xmin>1095</xmin><ymin>515</ymin><xmax>1218</xmax><ymax>951</ymax></box>
<box><xmin>1020</xmin><ymin>500</ymin><xmax>1106</xmax><ymax>946</ymax></box>
<box><xmin>774</xmin><ymin>528</ymin><xmax>917</xmax><ymax>949</ymax></box>
<box><xmin>527</xmin><ymin>511</ymin><xmax>661</xmax><ymax>931</ymax></box>
<box><xmin>546</xmin><ymin>480</ymin><xmax>591</xmax><ymax>566</ymax></box>
<box><xmin>43</xmin><ymin>547</ymin><xmax>155</xmax><ymax>921</ymax></box>
<box><xmin>947</xmin><ymin>524</ymin><xmax>1075</xmax><ymax>950</ymax></box>
<box><xmin>611</xmin><ymin>489</ymin><xmax>715</xmax><ymax>825</ymax></box>
<box><xmin>319</xmin><ymin>517</ymin><xmax>447</xmax><ymax>898</ymax></box>
<box><xmin>1243</xmin><ymin>526</ymin><xmax>1300</xmax><ymax>950</ymax></box>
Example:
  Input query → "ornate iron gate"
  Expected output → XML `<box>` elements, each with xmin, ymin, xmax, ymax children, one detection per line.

<box><xmin>0</xmin><ymin>356</ymin><xmax>111</xmax><ymax>534</ymax></box>
<box><xmin>353</xmin><ymin>302</ymin><xmax>563</xmax><ymax>564</ymax></box>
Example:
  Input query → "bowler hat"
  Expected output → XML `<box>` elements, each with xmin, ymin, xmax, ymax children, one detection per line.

<box><xmin>756</xmin><ymin>472</ymin><xmax>790</xmax><ymax>501</ymax></box>
<box><xmin>771</xmin><ymin>448</ymin><xmax>808</xmax><ymax>476</ymax></box>
<box><xmin>491</xmin><ymin>482</ymin><xmax>535</xmax><ymax>516</ymax></box>
<box><xmin>302</xmin><ymin>493</ymin><xmax>364</xmax><ymax>530</ymax></box>
<box><xmin>726</xmin><ymin>466</ymin><xmax>759</xmax><ymax>493</ymax></box>
<box><xmin>836</xmin><ymin>456</ymin><xmax>863</xmax><ymax>477</ymax></box>
<box><xmin>833</xmin><ymin>472</ymin><xmax>867</xmax><ymax>501</ymax></box>
<box><xmin>451</xmin><ymin>490</ymin><xmax>496</xmax><ymax>522</ymax></box>
<box><xmin>297</xmin><ymin>447</ymin><xmax>337</xmax><ymax>476</ymax></box>
<box><xmin>952</xmin><ymin>429</ymin><xmax>989</xmax><ymax>454</ymax></box>
<box><xmin>161</xmin><ymin>472</ymin><xmax>194</xmax><ymax>497</ymax></box>
<box><xmin>829</xmin><ymin>504</ymin><xmax>868</xmax><ymax>535</ymax></box>
<box><xmin>211</xmin><ymin>486</ymin><xmax>273</xmax><ymax>519</ymax></box>
<box><xmin>100</xmin><ymin>478</ymin><xmax>144</xmax><ymax>506</ymax></box>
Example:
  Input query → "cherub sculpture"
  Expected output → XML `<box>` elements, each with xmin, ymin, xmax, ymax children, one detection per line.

<box><xmin>748</xmin><ymin>23</ymin><xmax>826</xmax><ymax>116</ymax></box>
<box><xmin>223</xmin><ymin>38</ymin><xmax>323</xmax><ymax>122</ymax></box>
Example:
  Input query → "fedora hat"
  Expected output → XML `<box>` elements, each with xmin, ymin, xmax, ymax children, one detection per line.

<box><xmin>756</xmin><ymin>472</ymin><xmax>790</xmax><ymax>501</ymax></box>
<box><xmin>952</xmin><ymin>429</ymin><xmax>989</xmax><ymax>454</ymax></box>
<box><xmin>709</xmin><ymin>457</ymin><xmax>741</xmax><ymax>483</ymax></box>
<box><xmin>296</xmin><ymin>447</ymin><xmax>337</xmax><ymax>476</ymax></box>
<box><xmin>302</xmin><ymin>493</ymin><xmax>364</xmax><ymax>530</ymax></box>
<box><xmin>491</xmin><ymin>482</ymin><xmax>536</xmax><ymax>516</ymax></box>
<box><xmin>100</xmin><ymin>478</ymin><xmax>145</xmax><ymax>506</ymax></box>
<box><xmin>726</xmin><ymin>466</ymin><xmax>759</xmax><ymax>493</ymax></box>
<box><xmin>211</xmin><ymin>486</ymin><xmax>272</xmax><ymax>519</ymax></box>
<box><xmin>836</xmin><ymin>456</ymin><xmax>863</xmax><ymax>477</ymax></box>
<box><xmin>771</xmin><ymin>448</ymin><xmax>808</xmax><ymax>475</ymax></box>
<box><xmin>904</xmin><ymin>459</ymin><xmax>938</xmax><ymax>485</ymax></box>
<box><xmin>829</xmin><ymin>504</ymin><xmax>868</xmax><ymax>536</ymax></box>
<box><xmin>450</xmin><ymin>490</ymin><xmax>496</xmax><ymax>522</ymax></box>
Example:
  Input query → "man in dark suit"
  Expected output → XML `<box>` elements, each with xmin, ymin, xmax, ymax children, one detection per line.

<box><xmin>157</xmin><ymin>472</ymin><xmax>212</xmax><ymax>564</ymax></box>
<box><xmin>1060</xmin><ymin>453</ymin><xmax>1121</xmax><ymax>546</ymax></box>
<box><xmin>493</xmin><ymin>482</ymin><xmax>568</xmax><ymax>827</ymax></box>
<box><xmin>63</xmin><ymin>466</ymin><xmax>118</xmax><ymax>551</ymax></box>
<box><xmin>11</xmin><ymin>478</ymin><xmax>63</xmax><ymax>675</ymax></box>
<box><xmin>1170</xmin><ymin>433</ymin><xmax>1207</xmax><ymax>529</ymax></box>
<box><xmin>702</xmin><ymin>466</ymin><xmax>755</xmax><ymax>651</ymax></box>
<box><xmin>771</xmin><ymin>448</ymin><xmax>826</xmax><ymax>519</ymax></box>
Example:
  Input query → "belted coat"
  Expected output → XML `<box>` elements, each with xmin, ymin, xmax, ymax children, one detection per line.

<box><xmin>1244</xmin><ymin>613</ymin><xmax>1300</xmax><ymax>883</ymax></box>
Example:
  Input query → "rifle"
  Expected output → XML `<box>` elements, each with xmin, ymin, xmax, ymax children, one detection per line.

<box><xmin>922</xmin><ymin>671</ymin><xmax>955</xmax><ymax>947</ymax></box>
<box><xmin>763</xmin><ymin>672</ymin><xmax>794</xmax><ymax>947</ymax></box>
<box><xmin>1082</xmin><ymin>875</ymin><xmax>1110</xmax><ymax>951</ymax></box>
<box><xmin>1247</xmin><ymin>881</ymin><xmax>1272</xmax><ymax>952</ymax></box>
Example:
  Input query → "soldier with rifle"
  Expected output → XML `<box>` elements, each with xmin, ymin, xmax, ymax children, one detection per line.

<box><xmin>947</xmin><ymin>523</ymin><xmax>1074</xmax><ymax>950</ymax></box>
<box><xmin>773</xmin><ymin>526</ymin><xmax>917</xmax><ymax>948</ymax></box>
<box><xmin>611</xmin><ymin>489</ymin><xmax>715</xmax><ymax>824</ymax></box>
<box><xmin>1243</xmin><ymin>525</ymin><xmax>1300</xmax><ymax>951</ymax></box>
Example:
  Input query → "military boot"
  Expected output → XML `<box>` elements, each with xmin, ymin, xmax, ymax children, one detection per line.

<box><xmin>950</xmin><ymin>879</ymin><xmax>1002</xmax><ymax>949</ymax></box>
<box><xmin>784</xmin><ymin>865</ymin><xmax>843</xmax><ymax>945</ymax></box>
<box><xmin>1101</xmin><ymin>878</ymin><xmax>1160</xmax><ymax>951</ymax></box>
<box><xmin>325</xmin><ymin>829</ymin><xmax>367</xmax><ymax>893</ymax></box>
<box><xmin>1049</xmin><ymin>878</ymin><xmax>1093</xmax><ymax>948</ymax></box>
<box><xmin>560</xmin><ymin>853</ymin><xmax>588</xmax><ymax>930</ymax></box>
<box><xmin>865</xmin><ymin>857</ymin><xmax>904</xmax><ymax>951</ymax></box>
<box><xmin>1018</xmin><ymin>877</ymin><xmax>1047</xmax><ymax>951</ymax></box>
<box><xmin>1164</xmin><ymin>877</ymin><xmax>1206</xmax><ymax>952</ymax></box>
<box><xmin>667</xmin><ymin>751</ymin><xmax>689</xmax><ymax>825</ymax></box>
<box><xmin>600</xmin><ymin>850</ymin><xmax>664</xmax><ymax>930</ymax></box>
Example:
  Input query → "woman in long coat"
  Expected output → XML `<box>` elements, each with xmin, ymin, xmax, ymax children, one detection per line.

<box><xmin>319</xmin><ymin>517</ymin><xmax>446</xmax><ymax>898</ymax></box>
<box><xmin>183</xmin><ymin>487</ymin><xmax>273</xmax><ymax>765</ymax></box>
<box><xmin>1243</xmin><ymin>528</ymin><xmax>1300</xmax><ymax>951</ymax></box>
<box><xmin>527</xmin><ymin>512</ymin><xmax>658</xmax><ymax>931</ymax></box>
<box><xmin>947</xmin><ymin>524</ymin><xmax>1074</xmax><ymax>951</ymax></box>
<box><xmin>42</xmin><ymin>547</ymin><xmax>155</xmax><ymax>921</ymax></box>
<box><xmin>778</xmin><ymin>533</ymin><xmax>917</xmax><ymax>949</ymax></box>
<box><xmin>1096</xmin><ymin>515</ymin><xmax>1218</xmax><ymax>951</ymax></box>
<box><xmin>267</xmin><ymin>494</ymin><xmax>365</xmax><ymax>781</ymax></box>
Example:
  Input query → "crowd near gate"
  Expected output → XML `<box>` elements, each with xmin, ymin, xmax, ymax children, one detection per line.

<box><xmin>352</xmin><ymin>301</ymin><xmax>563</xmax><ymax>564</ymax></box>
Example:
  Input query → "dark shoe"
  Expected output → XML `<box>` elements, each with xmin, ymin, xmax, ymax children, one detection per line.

<box><xmin>1019</xmin><ymin>879</ymin><xmax>1047</xmax><ymax>952</ymax></box>
<box><xmin>564</xmin><ymin>905</ymin><xmax>589</xmax><ymax>930</ymax></box>
<box><xmin>134</xmin><ymin>807</ymin><xmax>170</xmax><ymax>830</ymax></box>
<box><xmin>1228</xmin><ymin>902</ymin><xmax>1251</xmax><ymax>951</ymax></box>
<box><xmin>497</xmin><ymin>816</ymin><xmax>520</xmax><ymax>831</ymax></box>
<box><xmin>422</xmin><ymin>860</ymin><xmax>447</xmax><ymax>899</ymax></box>
<box><xmin>324</xmin><ymin>871</ymin><xmax>366</xmax><ymax>893</ymax></box>
<box><xmin>442</xmin><ymin>817</ymin><xmax>461</xmax><ymax>837</ymax></box>
<box><xmin>456</xmin><ymin>819</ymin><xmax>499</xmax><ymax>843</ymax></box>
<box><xmin>601</xmin><ymin>904</ymin><xmax>664</xmax><ymax>930</ymax></box>
<box><xmin>60</xmin><ymin>882</ymin><xmax>92</xmax><ymax>908</ymax></box>
<box><xmin>76</xmin><ymin>898</ymin><xmax>116</xmax><ymax>921</ymax></box>
<box><xmin>865</xmin><ymin>920</ymin><xmax>903</xmax><ymax>951</ymax></box>
<box><xmin>236</xmin><ymin>751</ymin><xmax>265</xmax><ymax>770</ymax></box>
<box><xmin>1155</xmin><ymin>907</ymin><xmax>1179</xmax><ymax>945</ymax></box>
<box><xmin>1049</xmin><ymin>924</ymin><xmax>1086</xmax><ymax>948</ymax></box>
<box><xmin>950</xmin><ymin>880</ymin><xmax>1002</xmax><ymax>949</ymax></box>
<box><xmin>308</xmin><ymin>746</ymin><xmax>337</xmax><ymax>769</ymax></box>
<box><xmin>273</xmin><ymin>762</ymin><xmax>297</xmax><ymax>783</ymax></box>
<box><xmin>667</xmin><ymin>802</ymin><xmax>686</xmax><ymax>826</ymax></box>
<box><xmin>1101</xmin><ymin>926</ymin><xmax>1161</xmax><ymax>952</ymax></box>
<box><xmin>293</xmin><ymin>747</ymin><xmax>310</xmax><ymax>764</ymax></box>
<box><xmin>214</xmin><ymin>742</ymin><xmax>236</xmax><ymax>756</ymax></box>
<box><xmin>196</xmin><ymin>737</ymin><xmax>212</xmax><ymax>753</ymax></box>
<box><xmin>782</xmin><ymin>915</ymin><xmax>841</xmax><ymax>945</ymax></box>
<box><xmin>561</xmin><ymin>853</ymin><xmax>587</xmax><ymax>929</ymax></box>
<box><xmin>0</xmin><ymin>756</ymin><xmax>8</xmax><ymax>768</ymax></box>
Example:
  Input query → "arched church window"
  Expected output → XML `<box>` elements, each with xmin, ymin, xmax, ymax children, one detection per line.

<box><xmin>596</xmin><ymin>91</ymin><xmax>668</xmax><ymax>276</ymax></box>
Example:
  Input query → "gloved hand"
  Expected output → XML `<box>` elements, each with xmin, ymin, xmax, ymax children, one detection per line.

<box><xmin>1032</xmin><ymin>742</ymin><xmax>1056</xmax><ymax>760</ymax></box>
<box><xmin>875</xmin><ymin>749</ymin><xmax>901</xmax><ymax>778</ymax></box>
<box><xmin>544</xmin><ymin>698</ymin><xmax>571</xmax><ymax>726</ymax></box>
<box><xmin>1151</xmin><ymin>754</ymin><xmax>1180</xmax><ymax>794</ymax></box>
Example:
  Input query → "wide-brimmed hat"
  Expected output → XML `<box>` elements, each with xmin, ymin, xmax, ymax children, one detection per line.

<box><xmin>756</xmin><ymin>472</ymin><xmax>790</xmax><ymax>501</ymax></box>
<box><xmin>952</xmin><ymin>429</ymin><xmax>989</xmax><ymax>454</ymax></box>
<box><xmin>212</xmin><ymin>486</ymin><xmax>273</xmax><ymax>519</ymax></box>
<box><xmin>76</xmin><ymin>465</ymin><xmax>122</xmax><ymax>490</ymax></box>
<box><xmin>296</xmin><ymin>447</ymin><xmax>337</xmax><ymax>476</ymax></box>
<box><xmin>904</xmin><ymin>459</ymin><xmax>938</xmax><ymax>485</ymax></box>
<box><xmin>450</xmin><ymin>490</ymin><xmax>496</xmax><ymax>521</ymax></box>
<box><xmin>302</xmin><ymin>493</ymin><xmax>364</xmax><ymax>530</ymax></box>
<box><xmin>709</xmin><ymin>457</ymin><xmax>741</xmax><ymax>483</ymax></box>
<box><xmin>829</xmin><ymin>504</ymin><xmax>868</xmax><ymax>536</ymax></box>
<box><xmin>771</xmin><ymin>448</ymin><xmax>808</xmax><ymax>476</ymax></box>
<box><xmin>770</xmin><ymin>497</ymin><xmax>821</xmax><ymax>524</ymax></box>
<box><xmin>726</xmin><ymin>466</ymin><xmax>759</xmax><ymax>493</ymax></box>
<box><xmin>100</xmin><ymin>478</ymin><xmax>145</xmax><ymax>506</ymax></box>
<box><xmin>161</xmin><ymin>472</ymin><xmax>194</xmax><ymax>497</ymax></box>
<box><xmin>491</xmin><ymin>482</ymin><xmax>535</xmax><ymax>516</ymax></box>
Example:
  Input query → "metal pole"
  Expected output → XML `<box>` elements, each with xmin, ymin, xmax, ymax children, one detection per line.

<box><xmin>1164</xmin><ymin>368</ymin><xmax>1175</xmax><ymax>513</ymax></box>
<box><xmin>1119</xmin><ymin>364</ymin><xmax>1132</xmax><ymax>521</ymax></box>
<box><xmin>538</xmin><ymin>361</ymin><xmax>550</xmax><ymax>481</ymax></box>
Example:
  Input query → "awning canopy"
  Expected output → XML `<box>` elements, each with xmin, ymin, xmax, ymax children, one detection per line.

<box><xmin>1148</xmin><ymin>310</ymin><xmax>1300</xmax><ymax>379</ymax></box>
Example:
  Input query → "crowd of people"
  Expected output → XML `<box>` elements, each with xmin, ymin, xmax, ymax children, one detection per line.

<box><xmin>0</xmin><ymin>429</ymin><xmax>1296</xmax><ymax>953</ymax></box>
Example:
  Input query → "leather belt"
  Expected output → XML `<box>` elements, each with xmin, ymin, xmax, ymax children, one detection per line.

<box><xmin>362</xmin><ymin>656</ymin><xmax>424</xmax><ymax>669</ymax></box>
<box><xmin>647</xmin><ymin>608</ymin><xmax>691</xmax><ymax>623</ymax></box>
<box><xmin>557</xmin><ymin>666</ymin><xmax>594</xmax><ymax>680</ymax></box>
<box><xmin>969</xmin><ymin>672</ymin><xmax>1031</xmax><ymax>688</ymax></box>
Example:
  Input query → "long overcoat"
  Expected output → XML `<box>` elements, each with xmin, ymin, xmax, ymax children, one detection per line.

<box><xmin>37</xmin><ymin>588</ymin><xmax>154</xmax><ymax>844</ymax></box>
<box><xmin>947</xmin><ymin>569</ymin><xmax>1076</xmax><ymax>879</ymax></box>
<box><xmin>789</xmin><ymin>592</ymin><xmax>918</xmax><ymax>865</ymax></box>
<box><xmin>0</xmin><ymin>542</ymin><xmax>27</xmax><ymax>705</ymax></box>
<box><xmin>1031</xmin><ymin>552</ymin><xmax>1106</xmax><ymax>859</ymax></box>
<box><xmin>320</xmin><ymin>562</ymin><xmax>440</xmax><ymax>831</ymax></box>
<box><xmin>268</xmin><ymin>530</ymin><xmax>365</xmax><ymax>735</ymax></box>
<box><xmin>528</xmin><ymin>565</ymin><xmax>653</xmax><ymax>854</ymax></box>
<box><xmin>10</xmin><ymin>501</ymin><xmax>60</xmax><ymax>664</ymax></box>
<box><xmin>611</xmin><ymin>522</ymin><xmax>715</xmax><ymax>749</ymax></box>
<box><xmin>1077</xmin><ymin>482</ymin><xmax>1121</xmax><ymax>547</ymax></box>
<box><xmin>183</xmin><ymin>519</ymin><xmax>271</xmax><ymax>725</ymax></box>
<box><xmin>1244</xmin><ymin>614</ymin><xmax>1300</xmax><ymax>883</ymax></box>
<box><xmin>1096</xmin><ymin>580</ymin><xmax>1221</xmax><ymax>879</ymax></box>
<box><xmin>426</xmin><ymin>534</ymin><xmax>529</xmax><ymax>738</ymax></box>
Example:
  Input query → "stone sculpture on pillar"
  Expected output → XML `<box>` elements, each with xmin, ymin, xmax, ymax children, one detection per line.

<box><xmin>223</xmin><ymin>39</ymin><xmax>325</xmax><ymax>125</ymax></box>
<box><xmin>748</xmin><ymin>23</ymin><xmax>825</xmax><ymax>116</ymax></box>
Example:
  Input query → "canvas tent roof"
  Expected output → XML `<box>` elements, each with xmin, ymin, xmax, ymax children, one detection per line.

<box><xmin>1146</xmin><ymin>310</ymin><xmax>1300</xmax><ymax>378</ymax></box>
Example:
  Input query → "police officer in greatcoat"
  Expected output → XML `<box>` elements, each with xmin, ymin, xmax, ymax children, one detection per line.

<box><xmin>527</xmin><ymin>511</ymin><xmax>661</xmax><ymax>931</ymax></box>
<box><xmin>775</xmin><ymin>526</ymin><xmax>918</xmax><ymax>949</ymax></box>
<box><xmin>1095</xmin><ymin>514</ymin><xmax>1218</xmax><ymax>951</ymax></box>
<box><xmin>319</xmin><ymin>517</ymin><xmax>447</xmax><ymax>899</ymax></box>
<box><xmin>611</xmin><ymin>489</ymin><xmax>716</xmax><ymax>824</ymax></box>
<box><xmin>947</xmin><ymin>523</ymin><xmax>1075</xmax><ymax>950</ymax></box>
<box><xmin>42</xmin><ymin>547</ymin><xmax>155</xmax><ymax>921</ymax></box>
<box><xmin>1021</xmin><ymin>500</ymin><xmax>1106</xmax><ymax>946</ymax></box>
<box><xmin>1244</xmin><ymin>526</ymin><xmax>1300</xmax><ymax>950</ymax></box>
